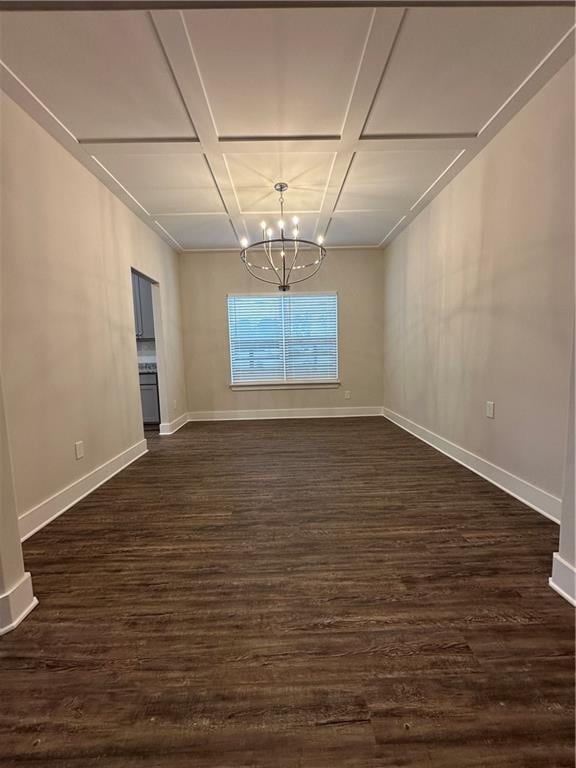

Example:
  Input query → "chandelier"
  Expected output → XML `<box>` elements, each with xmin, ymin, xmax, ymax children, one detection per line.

<box><xmin>240</xmin><ymin>182</ymin><xmax>327</xmax><ymax>291</ymax></box>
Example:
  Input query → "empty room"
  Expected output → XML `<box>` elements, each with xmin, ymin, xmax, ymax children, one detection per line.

<box><xmin>0</xmin><ymin>0</ymin><xmax>574</xmax><ymax>765</ymax></box>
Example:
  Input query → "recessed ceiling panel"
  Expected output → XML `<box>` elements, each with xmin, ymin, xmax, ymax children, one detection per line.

<box><xmin>155</xmin><ymin>214</ymin><xmax>237</xmax><ymax>250</ymax></box>
<box><xmin>226</xmin><ymin>153</ymin><xmax>334</xmax><ymax>213</ymax></box>
<box><xmin>92</xmin><ymin>154</ymin><xmax>223</xmax><ymax>214</ymax></box>
<box><xmin>364</xmin><ymin>8</ymin><xmax>574</xmax><ymax>136</ymax></box>
<box><xmin>243</xmin><ymin>213</ymin><xmax>319</xmax><ymax>245</ymax></box>
<box><xmin>337</xmin><ymin>149</ymin><xmax>460</xmax><ymax>212</ymax></box>
<box><xmin>327</xmin><ymin>212</ymin><xmax>400</xmax><ymax>247</ymax></box>
<box><xmin>183</xmin><ymin>9</ymin><xmax>373</xmax><ymax>137</ymax></box>
<box><xmin>0</xmin><ymin>11</ymin><xmax>196</xmax><ymax>140</ymax></box>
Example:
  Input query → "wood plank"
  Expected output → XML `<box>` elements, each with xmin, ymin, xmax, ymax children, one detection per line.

<box><xmin>0</xmin><ymin>418</ymin><xmax>573</xmax><ymax>765</ymax></box>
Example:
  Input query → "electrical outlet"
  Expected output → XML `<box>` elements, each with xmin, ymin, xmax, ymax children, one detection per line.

<box><xmin>486</xmin><ymin>401</ymin><xmax>495</xmax><ymax>419</ymax></box>
<box><xmin>74</xmin><ymin>441</ymin><xmax>84</xmax><ymax>460</ymax></box>
<box><xmin>344</xmin><ymin>390</ymin><xmax>351</xmax><ymax>400</ymax></box>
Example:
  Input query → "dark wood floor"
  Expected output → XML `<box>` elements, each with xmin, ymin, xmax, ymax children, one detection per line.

<box><xmin>1</xmin><ymin>418</ymin><xmax>574</xmax><ymax>767</ymax></box>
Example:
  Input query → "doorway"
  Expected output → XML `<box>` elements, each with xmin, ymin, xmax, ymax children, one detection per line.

<box><xmin>131</xmin><ymin>270</ymin><xmax>161</xmax><ymax>434</ymax></box>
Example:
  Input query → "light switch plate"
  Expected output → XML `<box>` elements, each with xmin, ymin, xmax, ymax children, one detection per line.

<box><xmin>486</xmin><ymin>401</ymin><xmax>495</xmax><ymax>419</ymax></box>
<box><xmin>74</xmin><ymin>440</ymin><xmax>84</xmax><ymax>460</ymax></box>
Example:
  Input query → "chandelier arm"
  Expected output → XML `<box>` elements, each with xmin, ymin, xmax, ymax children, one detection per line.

<box><xmin>252</xmin><ymin>275</ymin><xmax>285</xmax><ymax>286</ymax></box>
<box><xmin>243</xmin><ymin>262</ymin><xmax>278</xmax><ymax>272</ymax></box>
<box><xmin>286</xmin><ymin>256</ymin><xmax>324</xmax><ymax>285</ymax></box>
<box><xmin>280</xmin><ymin>209</ymin><xmax>287</xmax><ymax>286</ymax></box>
<box><xmin>245</xmin><ymin>241</ymin><xmax>325</xmax><ymax>263</ymax></box>
<box><xmin>289</xmin><ymin>253</ymin><xmax>326</xmax><ymax>270</ymax></box>
<box><xmin>248</xmin><ymin>238</ymin><xmax>320</xmax><ymax>248</ymax></box>
<box><xmin>242</xmin><ymin>241</ymin><xmax>326</xmax><ymax>285</ymax></box>
<box><xmin>241</xmin><ymin>251</ymin><xmax>281</xmax><ymax>283</ymax></box>
<box><xmin>286</xmin><ymin>268</ymin><xmax>322</xmax><ymax>286</ymax></box>
<box><xmin>263</xmin><ymin>239</ymin><xmax>280</xmax><ymax>274</ymax></box>
<box><xmin>243</xmin><ymin>259</ymin><xmax>282</xmax><ymax>286</ymax></box>
<box><xmin>286</xmin><ymin>239</ymin><xmax>299</xmax><ymax>282</ymax></box>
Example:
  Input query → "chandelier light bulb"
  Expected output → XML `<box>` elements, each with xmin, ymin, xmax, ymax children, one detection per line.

<box><xmin>278</xmin><ymin>220</ymin><xmax>285</xmax><ymax>230</ymax></box>
<box><xmin>260</xmin><ymin>221</ymin><xmax>267</xmax><ymax>230</ymax></box>
<box><xmin>240</xmin><ymin>237</ymin><xmax>249</xmax><ymax>248</ymax></box>
<box><xmin>266</xmin><ymin>227</ymin><xmax>273</xmax><ymax>238</ymax></box>
<box><xmin>292</xmin><ymin>216</ymin><xmax>299</xmax><ymax>225</ymax></box>
<box><xmin>317</xmin><ymin>235</ymin><xmax>324</xmax><ymax>245</ymax></box>
<box><xmin>292</xmin><ymin>227</ymin><xmax>299</xmax><ymax>238</ymax></box>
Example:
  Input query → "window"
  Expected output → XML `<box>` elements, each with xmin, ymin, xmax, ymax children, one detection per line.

<box><xmin>227</xmin><ymin>293</ymin><xmax>338</xmax><ymax>386</ymax></box>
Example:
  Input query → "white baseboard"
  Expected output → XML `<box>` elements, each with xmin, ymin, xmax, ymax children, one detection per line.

<box><xmin>18</xmin><ymin>440</ymin><xmax>148</xmax><ymax>541</ymax></box>
<box><xmin>549</xmin><ymin>553</ymin><xmax>576</xmax><ymax>606</ymax></box>
<box><xmin>382</xmin><ymin>407</ymin><xmax>562</xmax><ymax>524</ymax></box>
<box><xmin>159</xmin><ymin>413</ymin><xmax>188</xmax><ymax>435</ymax></box>
<box><xmin>0</xmin><ymin>572</ymin><xmax>38</xmax><ymax>635</ymax></box>
<box><xmin>187</xmin><ymin>406</ymin><xmax>383</xmax><ymax>421</ymax></box>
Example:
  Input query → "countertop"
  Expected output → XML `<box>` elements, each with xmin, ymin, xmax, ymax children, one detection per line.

<box><xmin>138</xmin><ymin>363</ymin><xmax>157</xmax><ymax>374</ymax></box>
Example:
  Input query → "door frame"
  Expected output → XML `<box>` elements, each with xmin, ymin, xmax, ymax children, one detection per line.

<box><xmin>131</xmin><ymin>268</ymin><xmax>168</xmax><ymax>431</ymax></box>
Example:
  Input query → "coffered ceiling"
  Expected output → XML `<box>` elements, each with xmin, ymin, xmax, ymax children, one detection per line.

<box><xmin>0</xmin><ymin>6</ymin><xmax>574</xmax><ymax>251</ymax></box>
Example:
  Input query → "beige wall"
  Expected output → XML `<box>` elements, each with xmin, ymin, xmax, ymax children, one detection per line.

<box><xmin>1</xmin><ymin>93</ymin><xmax>187</xmax><ymax>518</ymax></box>
<box><xmin>558</xmin><ymin>341</ymin><xmax>574</xmax><ymax>565</ymax></box>
<box><xmin>0</xmin><ymin>366</ymin><xmax>36</xmax><ymax>632</ymax></box>
<box><xmin>0</xmin><ymin>365</ymin><xmax>25</xmax><ymax>595</ymax></box>
<box><xmin>381</xmin><ymin>60</ymin><xmax>574</xmax><ymax>500</ymax></box>
<box><xmin>0</xmin><ymin>196</ymin><xmax>23</xmax><ymax>593</ymax></box>
<box><xmin>179</xmin><ymin>249</ymin><xmax>384</xmax><ymax>413</ymax></box>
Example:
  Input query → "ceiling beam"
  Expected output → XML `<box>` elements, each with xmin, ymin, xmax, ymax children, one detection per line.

<box><xmin>80</xmin><ymin>139</ymin><xmax>205</xmax><ymax>154</ymax></box>
<box><xmin>0</xmin><ymin>58</ymin><xmax>183</xmax><ymax>251</ymax></box>
<box><xmin>81</xmin><ymin>134</ymin><xmax>476</xmax><ymax>157</ymax></box>
<box><xmin>1</xmin><ymin>1</ymin><xmax>573</xmax><ymax>9</ymax></box>
<box><xmin>357</xmin><ymin>134</ymin><xmax>476</xmax><ymax>150</ymax></box>
<box><xmin>2</xmin><ymin>5</ymin><xmax>572</xmax><ymax>253</ymax></box>
<box><xmin>378</xmin><ymin>22</ymin><xmax>575</xmax><ymax>246</ymax></box>
<box><xmin>150</xmin><ymin>9</ymin><xmax>248</xmax><ymax>240</ymax></box>
<box><xmin>315</xmin><ymin>6</ymin><xmax>405</xmax><ymax>237</ymax></box>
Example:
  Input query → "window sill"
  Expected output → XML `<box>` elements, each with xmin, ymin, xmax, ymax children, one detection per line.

<box><xmin>230</xmin><ymin>382</ymin><xmax>341</xmax><ymax>391</ymax></box>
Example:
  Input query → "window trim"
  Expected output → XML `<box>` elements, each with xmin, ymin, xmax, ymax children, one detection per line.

<box><xmin>230</xmin><ymin>382</ymin><xmax>341</xmax><ymax>391</ymax></box>
<box><xmin>227</xmin><ymin>291</ymin><xmax>339</xmax><ymax>389</ymax></box>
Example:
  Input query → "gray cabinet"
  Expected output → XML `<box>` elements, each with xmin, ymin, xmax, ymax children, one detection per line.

<box><xmin>132</xmin><ymin>272</ymin><xmax>155</xmax><ymax>340</ymax></box>
<box><xmin>132</xmin><ymin>272</ymin><xmax>143</xmax><ymax>338</ymax></box>
<box><xmin>139</xmin><ymin>374</ymin><xmax>160</xmax><ymax>424</ymax></box>
<box><xmin>139</xmin><ymin>278</ymin><xmax>155</xmax><ymax>340</ymax></box>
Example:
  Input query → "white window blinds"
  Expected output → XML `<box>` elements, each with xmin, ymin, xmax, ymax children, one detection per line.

<box><xmin>227</xmin><ymin>293</ymin><xmax>338</xmax><ymax>385</ymax></box>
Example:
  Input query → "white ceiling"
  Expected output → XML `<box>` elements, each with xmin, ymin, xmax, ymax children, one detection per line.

<box><xmin>225</xmin><ymin>152</ymin><xmax>335</xmax><ymax>213</ymax></box>
<box><xmin>0</xmin><ymin>7</ymin><xmax>573</xmax><ymax>251</ymax></box>
<box><xmin>182</xmin><ymin>9</ymin><xmax>374</xmax><ymax>138</ymax></box>
<box><xmin>363</xmin><ymin>7</ymin><xmax>573</xmax><ymax>136</ymax></box>
<box><xmin>0</xmin><ymin>11</ymin><xmax>196</xmax><ymax>140</ymax></box>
